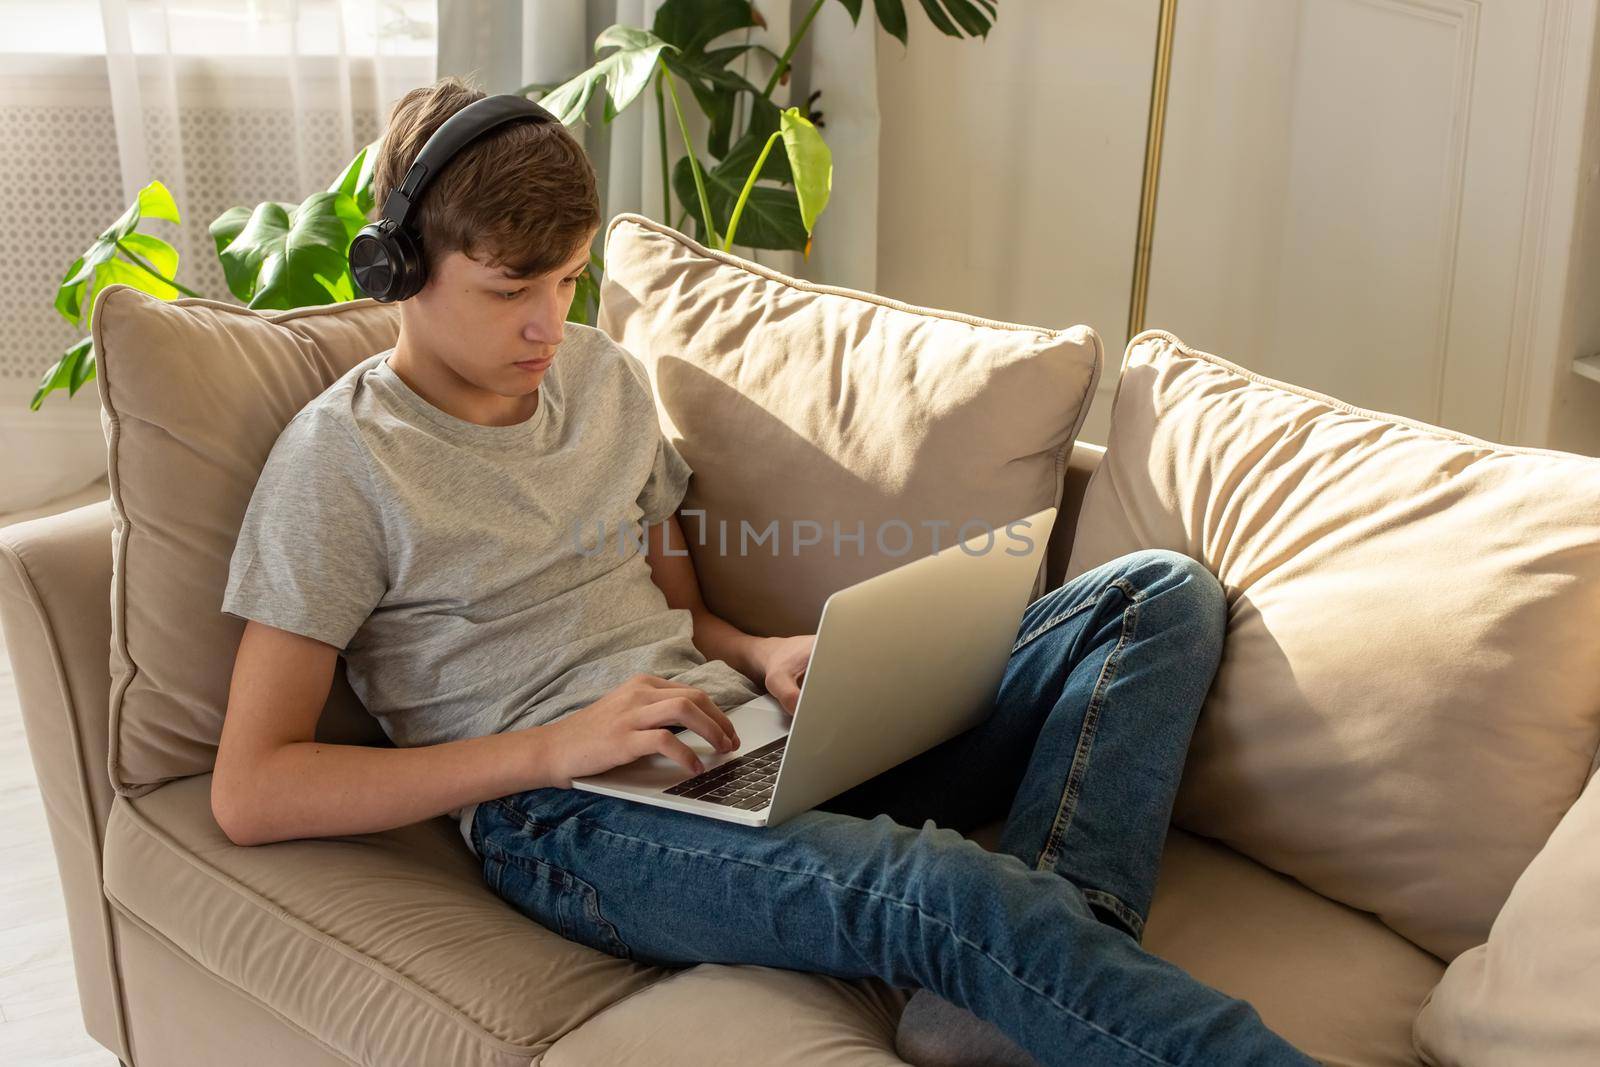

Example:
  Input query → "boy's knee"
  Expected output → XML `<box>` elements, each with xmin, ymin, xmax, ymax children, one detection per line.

<box><xmin>1113</xmin><ymin>550</ymin><xmax>1228</xmax><ymax>661</ymax></box>
<box><xmin>1135</xmin><ymin>549</ymin><xmax>1224</xmax><ymax>615</ymax></box>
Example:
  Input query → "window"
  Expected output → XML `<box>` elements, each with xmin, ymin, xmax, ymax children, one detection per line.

<box><xmin>6</xmin><ymin>0</ymin><xmax>436</xmax><ymax>57</ymax></box>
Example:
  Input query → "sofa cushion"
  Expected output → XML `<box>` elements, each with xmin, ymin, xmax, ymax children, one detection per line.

<box><xmin>94</xmin><ymin>284</ymin><xmax>397</xmax><ymax>795</ymax></box>
<box><xmin>101</xmin><ymin>776</ymin><xmax>1437</xmax><ymax>1067</ymax></box>
<box><xmin>1065</xmin><ymin>329</ymin><xmax>1600</xmax><ymax>960</ymax></box>
<box><xmin>596</xmin><ymin>212</ymin><xmax>1101</xmax><ymax>638</ymax></box>
<box><xmin>101</xmin><ymin>774</ymin><xmax>913</xmax><ymax>1067</ymax></box>
<box><xmin>548</xmin><ymin>819</ymin><xmax>1441</xmax><ymax>1067</ymax></box>
<box><xmin>1138</xmin><ymin>828</ymin><xmax>1442</xmax><ymax>1067</ymax></box>
<box><xmin>103</xmin><ymin>775</ymin><xmax>659</xmax><ymax>1066</ymax></box>
<box><xmin>542</xmin><ymin>964</ymin><xmax>908</xmax><ymax>1067</ymax></box>
<box><xmin>1412</xmin><ymin>763</ymin><xmax>1600</xmax><ymax>1065</ymax></box>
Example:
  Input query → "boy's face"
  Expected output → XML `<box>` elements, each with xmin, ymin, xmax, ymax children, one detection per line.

<box><xmin>398</xmin><ymin>229</ymin><xmax>597</xmax><ymax>396</ymax></box>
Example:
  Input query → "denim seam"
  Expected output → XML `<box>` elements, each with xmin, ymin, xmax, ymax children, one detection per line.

<box><xmin>1035</xmin><ymin>580</ymin><xmax>1141</xmax><ymax>880</ymax></box>
<box><xmin>1011</xmin><ymin>593</ymin><xmax>1099</xmax><ymax>654</ymax></box>
<box><xmin>578</xmin><ymin>878</ymin><xmax>633</xmax><ymax>960</ymax></box>
<box><xmin>1080</xmin><ymin>887</ymin><xmax>1147</xmax><ymax>943</ymax></box>
<box><xmin>478</xmin><ymin>824</ymin><xmax>632</xmax><ymax>959</ymax></box>
<box><xmin>556</xmin><ymin>814</ymin><xmax>1180</xmax><ymax>1067</ymax></box>
<box><xmin>481</xmin><ymin>847</ymin><xmax>506</xmax><ymax>898</ymax></box>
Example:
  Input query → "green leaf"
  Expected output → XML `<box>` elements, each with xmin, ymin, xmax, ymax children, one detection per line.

<box><xmin>54</xmin><ymin>256</ymin><xmax>91</xmax><ymax>325</ymax></box>
<box><xmin>64</xmin><ymin>247</ymin><xmax>119</xmax><ymax>326</ymax></box>
<box><xmin>208</xmin><ymin>204</ymin><xmax>266</xmax><ymax>301</ymax></box>
<box><xmin>927</xmin><ymin>0</ymin><xmax>995</xmax><ymax>38</ymax></box>
<box><xmin>744</xmin><ymin>93</ymin><xmax>785</xmax><ymax>145</ymax></box>
<box><xmin>118</xmin><ymin>232</ymin><xmax>180</xmax><ymax>283</ymax></box>
<box><xmin>833</xmin><ymin>0</ymin><xmax>865</xmax><ymax>24</ymax></box>
<box><xmin>68</xmin><ymin>338</ymin><xmax>97</xmax><ymax>395</ymax></box>
<box><xmin>664</xmin><ymin>47</ymin><xmax>778</xmax><ymax>158</ymax></box>
<box><xmin>133</xmin><ymin>180</ymin><xmax>181</xmax><ymax>227</ymax></box>
<box><xmin>917</xmin><ymin>0</ymin><xmax>961</xmax><ymax>35</ymax></box>
<box><xmin>781</xmin><ymin>107</ymin><xmax>832</xmax><ymax>238</ymax></box>
<box><xmin>567</xmin><ymin>265</ymin><xmax>600</xmax><ymax>325</ymax></box>
<box><xmin>672</xmin><ymin>154</ymin><xmax>807</xmax><ymax>251</ymax></box>
<box><xmin>653</xmin><ymin>1</ymin><xmax>769</xmax><ymax>158</ymax></box>
<box><xmin>873</xmin><ymin>0</ymin><xmax>909</xmax><ymax>44</ymax></box>
<box><xmin>59</xmin><ymin>251</ymin><xmax>179</xmax><ymax>335</ymax></box>
<box><xmin>323</xmin><ymin>270</ymin><xmax>357</xmax><ymax>303</ymax></box>
<box><xmin>676</xmin><ymin>63</ymin><xmax>741</xmax><ymax>159</ymax></box>
<box><xmin>722</xmin><ymin>122</ymin><xmax>793</xmax><ymax>186</ymax></box>
<box><xmin>209</xmin><ymin>190</ymin><xmax>368</xmax><ymax>310</ymax></box>
<box><xmin>866</xmin><ymin>0</ymin><xmax>994</xmax><ymax>42</ymax></box>
<box><xmin>54</xmin><ymin>178</ymin><xmax>184</xmax><ymax>329</ymax></box>
<box><xmin>98</xmin><ymin>257</ymin><xmax>177</xmax><ymax>302</ymax></box>
<box><xmin>329</xmin><ymin>141</ymin><xmax>380</xmax><ymax>217</ymax></box>
<box><xmin>30</xmin><ymin>336</ymin><xmax>93</xmax><ymax>411</ymax></box>
<box><xmin>538</xmin><ymin>25</ymin><xmax>675</xmax><ymax>127</ymax></box>
<box><xmin>653</xmin><ymin>0</ymin><xmax>760</xmax><ymax>55</ymax></box>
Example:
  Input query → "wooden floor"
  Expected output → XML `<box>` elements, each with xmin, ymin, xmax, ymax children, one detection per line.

<box><xmin>1</xmin><ymin>474</ymin><xmax>122</xmax><ymax>1066</ymax></box>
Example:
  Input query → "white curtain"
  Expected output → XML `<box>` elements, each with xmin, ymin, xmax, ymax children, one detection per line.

<box><xmin>1</xmin><ymin>0</ymin><xmax>880</xmax><ymax>515</ymax></box>
<box><xmin>436</xmin><ymin>0</ymin><xmax>881</xmax><ymax>293</ymax></box>
<box><xmin>0</xmin><ymin>1</ymin><xmax>438</xmax><ymax>514</ymax></box>
<box><xmin>91</xmin><ymin>0</ymin><xmax>438</xmax><ymax>296</ymax></box>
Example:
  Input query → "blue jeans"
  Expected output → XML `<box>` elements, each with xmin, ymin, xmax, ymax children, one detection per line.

<box><xmin>472</xmin><ymin>549</ymin><xmax>1319</xmax><ymax>1066</ymax></box>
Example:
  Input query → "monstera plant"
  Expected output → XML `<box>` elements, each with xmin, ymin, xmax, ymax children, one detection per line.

<box><xmin>34</xmin><ymin>0</ymin><xmax>998</xmax><ymax>411</ymax></box>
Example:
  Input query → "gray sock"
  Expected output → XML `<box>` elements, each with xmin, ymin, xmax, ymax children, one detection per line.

<box><xmin>893</xmin><ymin>987</ymin><xmax>1043</xmax><ymax>1067</ymax></box>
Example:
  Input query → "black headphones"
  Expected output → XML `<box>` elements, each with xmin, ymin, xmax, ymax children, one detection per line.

<box><xmin>349</xmin><ymin>93</ymin><xmax>560</xmax><ymax>303</ymax></box>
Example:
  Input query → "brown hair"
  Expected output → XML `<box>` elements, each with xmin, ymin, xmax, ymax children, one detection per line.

<box><xmin>371</xmin><ymin>74</ymin><xmax>601</xmax><ymax>281</ymax></box>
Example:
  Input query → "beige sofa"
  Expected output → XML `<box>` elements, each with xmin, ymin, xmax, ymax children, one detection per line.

<box><xmin>4</xmin><ymin>445</ymin><xmax>1447</xmax><ymax>1067</ymax></box>
<box><xmin>4</xmin><ymin>213</ymin><xmax>1597</xmax><ymax>1066</ymax></box>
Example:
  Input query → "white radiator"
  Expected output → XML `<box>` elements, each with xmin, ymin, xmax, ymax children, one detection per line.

<box><xmin>0</xmin><ymin>48</ymin><xmax>431</xmax><ymax>510</ymax></box>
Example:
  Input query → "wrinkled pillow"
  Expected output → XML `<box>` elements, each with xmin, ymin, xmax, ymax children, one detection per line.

<box><xmin>1064</xmin><ymin>328</ymin><xmax>1600</xmax><ymax>960</ymax></box>
<box><xmin>596</xmin><ymin>211</ymin><xmax>1102</xmax><ymax>638</ymax></box>
<box><xmin>95</xmin><ymin>285</ymin><xmax>397</xmax><ymax>796</ymax></box>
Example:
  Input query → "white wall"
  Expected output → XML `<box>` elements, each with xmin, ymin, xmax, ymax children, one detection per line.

<box><xmin>874</xmin><ymin>0</ymin><xmax>1600</xmax><ymax>456</ymax></box>
<box><xmin>874</xmin><ymin>0</ymin><xmax>1157</xmax><ymax>447</ymax></box>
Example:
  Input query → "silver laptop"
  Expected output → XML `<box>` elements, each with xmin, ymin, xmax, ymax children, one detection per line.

<box><xmin>570</xmin><ymin>505</ymin><xmax>1058</xmax><ymax>827</ymax></box>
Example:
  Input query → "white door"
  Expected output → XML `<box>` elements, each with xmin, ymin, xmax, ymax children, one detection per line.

<box><xmin>1146</xmin><ymin>0</ymin><xmax>1592</xmax><ymax>448</ymax></box>
<box><xmin>875</xmin><ymin>0</ymin><xmax>1598</xmax><ymax>453</ymax></box>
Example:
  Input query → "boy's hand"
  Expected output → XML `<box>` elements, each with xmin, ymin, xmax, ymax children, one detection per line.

<box><xmin>540</xmin><ymin>674</ymin><xmax>740</xmax><ymax>789</ymax></box>
<box><xmin>758</xmin><ymin>635</ymin><xmax>816</xmax><ymax>716</ymax></box>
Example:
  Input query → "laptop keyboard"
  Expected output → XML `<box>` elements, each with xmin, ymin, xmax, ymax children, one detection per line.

<box><xmin>662</xmin><ymin>736</ymin><xmax>787</xmax><ymax>809</ymax></box>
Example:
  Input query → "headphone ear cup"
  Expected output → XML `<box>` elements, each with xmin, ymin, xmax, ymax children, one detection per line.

<box><xmin>350</xmin><ymin>219</ymin><xmax>427</xmax><ymax>302</ymax></box>
<box><xmin>385</xmin><ymin>224</ymin><xmax>427</xmax><ymax>301</ymax></box>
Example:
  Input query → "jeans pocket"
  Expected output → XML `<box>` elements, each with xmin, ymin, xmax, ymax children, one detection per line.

<box><xmin>481</xmin><ymin>839</ymin><xmax>632</xmax><ymax>961</ymax></box>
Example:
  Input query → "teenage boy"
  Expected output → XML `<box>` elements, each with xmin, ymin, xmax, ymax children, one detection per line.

<box><xmin>214</xmin><ymin>75</ymin><xmax>1317</xmax><ymax>1067</ymax></box>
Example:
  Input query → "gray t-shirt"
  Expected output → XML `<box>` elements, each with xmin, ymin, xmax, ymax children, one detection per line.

<box><xmin>221</xmin><ymin>324</ymin><xmax>761</xmax><ymax>854</ymax></box>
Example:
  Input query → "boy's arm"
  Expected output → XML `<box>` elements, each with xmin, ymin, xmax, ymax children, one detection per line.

<box><xmin>211</xmin><ymin>620</ymin><xmax>552</xmax><ymax>847</ymax></box>
<box><xmin>643</xmin><ymin>514</ymin><xmax>813</xmax><ymax>713</ymax></box>
<box><xmin>642</xmin><ymin>513</ymin><xmax>774</xmax><ymax>680</ymax></box>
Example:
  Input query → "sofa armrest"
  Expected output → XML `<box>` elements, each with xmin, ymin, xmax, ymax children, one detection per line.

<box><xmin>0</xmin><ymin>497</ymin><xmax>128</xmax><ymax>1060</ymax></box>
<box><xmin>1044</xmin><ymin>439</ymin><xmax>1106</xmax><ymax>590</ymax></box>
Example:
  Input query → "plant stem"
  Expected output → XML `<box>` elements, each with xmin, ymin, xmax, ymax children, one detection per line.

<box><xmin>655</xmin><ymin>69</ymin><xmax>671</xmax><ymax>222</ymax></box>
<box><xmin>762</xmin><ymin>0</ymin><xmax>827</xmax><ymax>99</ymax></box>
<box><xmin>723</xmin><ymin>130</ymin><xmax>782</xmax><ymax>251</ymax></box>
<box><xmin>660</xmin><ymin>62</ymin><xmax>721</xmax><ymax>247</ymax></box>
<box><xmin>115</xmin><ymin>240</ymin><xmax>203</xmax><ymax>298</ymax></box>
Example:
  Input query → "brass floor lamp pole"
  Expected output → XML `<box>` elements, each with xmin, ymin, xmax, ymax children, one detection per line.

<box><xmin>1127</xmin><ymin>0</ymin><xmax>1180</xmax><ymax>341</ymax></box>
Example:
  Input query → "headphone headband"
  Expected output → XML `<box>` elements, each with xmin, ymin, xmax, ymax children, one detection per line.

<box><xmin>380</xmin><ymin>94</ymin><xmax>558</xmax><ymax>230</ymax></box>
<box><xmin>350</xmin><ymin>93</ymin><xmax>560</xmax><ymax>303</ymax></box>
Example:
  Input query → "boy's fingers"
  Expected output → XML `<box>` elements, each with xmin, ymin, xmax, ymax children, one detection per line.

<box><xmin>657</xmin><ymin>683</ymin><xmax>738</xmax><ymax>748</ymax></box>
<box><xmin>643</xmin><ymin>696</ymin><xmax>733</xmax><ymax>753</ymax></box>
<box><xmin>628</xmin><ymin>675</ymin><xmax>739</xmax><ymax>747</ymax></box>
<box><xmin>645</xmin><ymin>729</ymin><xmax>702</xmax><ymax>774</ymax></box>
